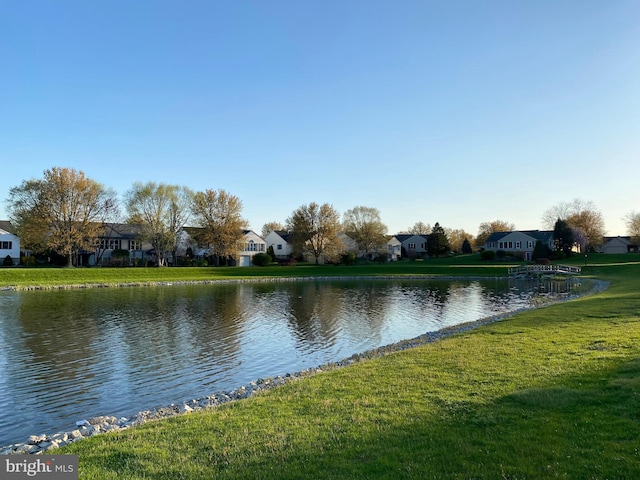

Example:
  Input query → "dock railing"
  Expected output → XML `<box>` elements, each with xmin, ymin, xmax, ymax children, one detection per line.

<box><xmin>508</xmin><ymin>264</ymin><xmax>582</xmax><ymax>276</ymax></box>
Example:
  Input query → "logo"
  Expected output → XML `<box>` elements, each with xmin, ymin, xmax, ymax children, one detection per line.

<box><xmin>1</xmin><ymin>456</ymin><xmax>78</xmax><ymax>479</ymax></box>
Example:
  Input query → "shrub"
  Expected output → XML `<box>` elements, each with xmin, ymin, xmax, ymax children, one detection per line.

<box><xmin>20</xmin><ymin>255</ymin><xmax>36</xmax><ymax>266</ymax></box>
<box><xmin>374</xmin><ymin>253</ymin><xmax>388</xmax><ymax>263</ymax></box>
<box><xmin>3</xmin><ymin>255</ymin><xmax>14</xmax><ymax>266</ymax></box>
<box><xmin>252</xmin><ymin>252</ymin><xmax>272</xmax><ymax>267</ymax></box>
<box><xmin>496</xmin><ymin>250</ymin><xmax>507</xmax><ymax>258</ymax></box>
<box><xmin>536</xmin><ymin>257</ymin><xmax>551</xmax><ymax>265</ymax></box>
<box><xmin>340</xmin><ymin>252</ymin><xmax>356</xmax><ymax>266</ymax></box>
<box><xmin>480</xmin><ymin>250</ymin><xmax>496</xmax><ymax>261</ymax></box>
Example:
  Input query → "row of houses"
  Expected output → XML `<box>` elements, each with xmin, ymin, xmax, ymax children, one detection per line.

<box><xmin>1</xmin><ymin>221</ymin><xmax>637</xmax><ymax>267</ymax></box>
<box><xmin>484</xmin><ymin>230</ymin><xmax>639</xmax><ymax>258</ymax></box>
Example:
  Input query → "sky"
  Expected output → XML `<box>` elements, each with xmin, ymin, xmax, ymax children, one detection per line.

<box><xmin>1</xmin><ymin>1</ymin><xmax>639</xmax><ymax>236</ymax></box>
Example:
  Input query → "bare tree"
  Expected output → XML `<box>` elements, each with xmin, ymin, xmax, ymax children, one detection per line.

<box><xmin>407</xmin><ymin>221</ymin><xmax>431</xmax><ymax>235</ymax></box>
<box><xmin>7</xmin><ymin>167</ymin><xmax>118</xmax><ymax>267</ymax></box>
<box><xmin>287</xmin><ymin>202</ymin><xmax>342</xmax><ymax>264</ymax></box>
<box><xmin>475</xmin><ymin>220</ymin><xmax>515</xmax><ymax>248</ymax></box>
<box><xmin>191</xmin><ymin>189</ymin><xmax>248</xmax><ymax>265</ymax></box>
<box><xmin>342</xmin><ymin>206</ymin><xmax>388</xmax><ymax>259</ymax></box>
<box><xmin>125</xmin><ymin>182</ymin><xmax>193</xmax><ymax>267</ymax></box>
<box><xmin>625</xmin><ymin>211</ymin><xmax>640</xmax><ymax>244</ymax></box>
<box><xmin>261</xmin><ymin>221</ymin><xmax>284</xmax><ymax>238</ymax></box>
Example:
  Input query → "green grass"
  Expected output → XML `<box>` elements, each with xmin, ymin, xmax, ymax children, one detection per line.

<box><xmin>0</xmin><ymin>255</ymin><xmax>509</xmax><ymax>289</ymax></box>
<box><xmin>12</xmin><ymin>254</ymin><xmax>640</xmax><ymax>478</ymax></box>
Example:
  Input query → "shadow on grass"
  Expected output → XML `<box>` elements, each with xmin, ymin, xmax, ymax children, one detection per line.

<box><xmin>266</xmin><ymin>357</ymin><xmax>640</xmax><ymax>480</ymax></box>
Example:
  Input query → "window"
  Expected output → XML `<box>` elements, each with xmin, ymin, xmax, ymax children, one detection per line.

<box><xmin>130</xmin><ymin>240</ymin><xmax>142</xmax><ymax>251</ymax></box>
<box><xmin>0</xmin><ymin>241</ymin><xmax>12</xmax><ymax>250</ymax></box>
<box><xmin>247</xmin><ymin>240</ymin><xmax>257</xmax><ymax>251</ymax></box>
<box><xmin>508</xmin><ymin>241</ymin><xmax>513</xmax><ymax>249</ymax></box>
<box><xmin>515</xmin><ymin>241</ymin><xmax>521</xmax><ymax>249</ymax></box>
<box><xmin>98</xmin><ymin>239</ymin><xmax>121</xmax><ymax>250</ymax></box>
<box><xmin>408</xmin><ymin>243</ymin><xmax>416</xmax><ymax>250</ymax></box>
<box><xmin>277</xmin><ymin>244</ymin><xmax>282</xmax><ymax>250</ymax></box>
<box><xmin>527</xmin><ymin>241</ymin><xmax>534</xmax><ymax>249</ymax></box>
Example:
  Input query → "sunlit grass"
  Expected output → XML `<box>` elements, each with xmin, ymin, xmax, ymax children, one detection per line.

<box><xmin>0</xmin><ymin>255</ymin><xmax>510</xmax><ymax>289</ymax></box>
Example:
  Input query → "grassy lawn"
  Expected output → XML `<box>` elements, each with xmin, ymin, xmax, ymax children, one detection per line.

<box><xmin>9</xmin><ymin>254</ymin><xmax>640</xmax><ymax>478</ymax></box>
<box><xmin>0</xmin><ymin>256</ymin><xmax>508</xmax><ymax>289</ymax></box>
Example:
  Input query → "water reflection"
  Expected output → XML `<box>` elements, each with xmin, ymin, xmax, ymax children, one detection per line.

<box><xmin>0</xmin><ymin>278</ymin><xmax>581</xmax><ymax>446</ymax></box>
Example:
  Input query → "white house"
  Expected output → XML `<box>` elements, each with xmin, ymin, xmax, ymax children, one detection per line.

<box><xmin>395</xmin><ymin>234</ymin><xmax>429</xmax><ymax>258</ymax></box>
<box><xmin>0</xmin><ymin>221</ymin><xmax>20</xmax><ymax>265</ymax></box>
<box><xmin>264</xmin><ymin>230</ymin><xmax>293</xmax><ymax>259</ymax></box>
<box><xmin>387</xmin><ymin>236</ymin><xmax>402</xmax><ymax>261</ymax></box>
<box><xmin>237</xmin><ymin>230</ymin><xmax>267</xmax><ymax>266</ymax></box>
<box><xmin>484</xmin><ymin>230</ymin><xmax>554</xmax><ymax>261</ymax></box>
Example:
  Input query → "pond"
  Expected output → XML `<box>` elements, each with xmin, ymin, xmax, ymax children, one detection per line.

<box><xmin>0</xmin><ymin>277</ymin><xmax>582</xmax><ymax>447</ymax></box>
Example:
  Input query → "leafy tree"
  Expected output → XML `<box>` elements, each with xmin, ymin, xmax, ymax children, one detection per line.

<box><xmin>342</xmin><ymin>206</ymin><xmax>388</xmax><ymax>259</ymax></box>
<box><xmin>427</xmin><ymin>222</ymin><xmax>450</xmax><ymax>258</ymax></box>
<box><xmin>125</xmin><ymin>182</ymin><xmax>193</xmax><ymax>267</ymax></box>
<box><xmin>553</xmin><ymin>219</ymin><xmax>574</xmax><ymax>256</ymax></box>
<box><xmin>7</xmin><ymin>167</ymin><xmax>118</xmax><ymax>267</ymax></box>
<box><xmin>475</xmin><ymin>220</ymin><xmax>515</xmax><ymax>248</ymax></box>
<box><xmin>625</xmin><ymin>211</ymin><xmax>640</xmax><ymax>244</ymax></box>
<box><xmin>287</xmin><ymin>202</ymin><xmax>342</xmax><ymax>264</ymax></box>
<box><xmin>191</xmin><ymin>189</ymin><xmax>248</xmax><ymax>266</ymax></box>
<box><xmin>261</xmin><ymin>221</ymin><xmax>284</xmax><ymax>238</ymax></box>
<box><xmin>445</xmin><ymin>228</ymin><xmax>474</xmax><ymax>253</ymax></box>
<box><xmin>566</xmin><ymin>210</ymin><xmax>605</xmax><ymax>251</ymax></box>
<box><xmin>542</xmin><ymin>198</ymin><xmax>605</xmax><ymax>250</ymax></box>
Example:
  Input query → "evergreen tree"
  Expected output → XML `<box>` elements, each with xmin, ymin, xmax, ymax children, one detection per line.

<box><xmin>553</xmin><ymin>218</ymin><xmax>574</xmax><ymax>257</ymax></box>
<box><xmin>427</xmin><ymin>222</ymin><xmax>450</xmax><ymax>258</ymax></box>
<box><xmin>461</xmin><ymin>238</ymin><xmax>473</xmax><ymax>254</ymax></box>
<box><xmin>532</xmin><ymin>240</ymin><xmax>550</xmax><ymax>261</ymax></box>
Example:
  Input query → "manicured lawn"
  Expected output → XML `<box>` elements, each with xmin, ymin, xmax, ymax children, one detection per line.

<box><xmin>11</xmin><ymin>254</ymin><xmax>640</xmax><ymax>478</ymax></box>
<box><xmin>0</xmin><ymin>256</ymin><xmax>508</xmax><ymax>289</ymax></box>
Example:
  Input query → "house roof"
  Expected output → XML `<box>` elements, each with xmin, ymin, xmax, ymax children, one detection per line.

<box><xmin>394</xmin><ymin>234</ymin><xmax>429</xmax><ymax>243</ymax></box>
<box><xmin>101</xmin><ymin>223</ymin><xmax>144</xmax><ymax>239</ymax></box>
<box><xmin>273</xmin><ymin>230</ymin><xmax>293</xmax><ymax>242</ymax></box>
<box><xmin>602</xmin><ymin>236</ymin><xmax>632</xmax><ymax>245</ymax></box>
<box><xmin>485</xmin><ymin>230</ymin><xmax>553</xmax><ymax>244</ymax></box>
<box><xmin>0</xmin><ymin>220</ymin><xmax>17</xmax><ymax>235</ymax></box>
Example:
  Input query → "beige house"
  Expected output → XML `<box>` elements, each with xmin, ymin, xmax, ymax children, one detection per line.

<box><xmin>600</xmin><ymin>236</ymin><xmax>639</xmax><ymax>254</ymax></box>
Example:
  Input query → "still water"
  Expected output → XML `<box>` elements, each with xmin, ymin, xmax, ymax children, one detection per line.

<box><xmin>0</xmin><ymin>278</ymin><xmax>578</xmax><ymax>446</ymax></box>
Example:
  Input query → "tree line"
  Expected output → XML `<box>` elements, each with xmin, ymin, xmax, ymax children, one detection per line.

<box><xmin>5</xmin><ymin>167</ymin><xmax>635</xmax><ymax>267</ymax></box>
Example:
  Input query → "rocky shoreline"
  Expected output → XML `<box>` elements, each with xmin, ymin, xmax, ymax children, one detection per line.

<box><xmin>1</xmin><ymin>277</ymin><xmax>608</xmax><ymax>455</ymax></box>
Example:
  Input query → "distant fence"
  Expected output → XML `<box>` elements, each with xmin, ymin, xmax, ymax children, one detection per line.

<box><xmin>508</xmin><ymin>264</ymin><xmax>582</xmax><ymax>276</ymax></box>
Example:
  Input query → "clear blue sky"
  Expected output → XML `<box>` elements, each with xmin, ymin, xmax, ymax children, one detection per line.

<box><xmin>1</xmin><ymin>1</ymin><xmax>638</xmax><ymax>236</ymax></box>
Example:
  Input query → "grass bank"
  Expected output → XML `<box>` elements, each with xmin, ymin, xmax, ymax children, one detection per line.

<box><xmin>17</xmin><ymin>255</ymin><xmax>640</xmax><ymax>478</ymax></box>
<box><xmin>0</xmin><ymin>255</ymin><xmax>506</xmax><ymax>289</ymax></box>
